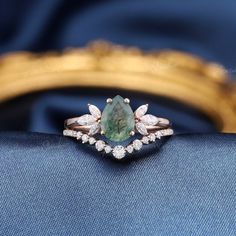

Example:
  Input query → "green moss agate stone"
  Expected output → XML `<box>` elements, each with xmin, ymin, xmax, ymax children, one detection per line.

<box><xmin>101</xmin><ymin>95</ymin><xmax>135</xmax><ymax>142</ymax></box>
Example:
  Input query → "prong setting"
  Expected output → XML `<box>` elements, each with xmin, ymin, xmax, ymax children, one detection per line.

<box><xmin>129</xmin><ymin>130</ymin><xmax>135</xmax><ymax>136</ymax></box>
<box><xmin>124</xmin><ymin>98</ymin><xmax>130</xmax><ymax>104</ymax></box>
<box><xmin>106</xmin><ymin>98</ymin><xmax>113</xmax><ymax>104</ymax></box>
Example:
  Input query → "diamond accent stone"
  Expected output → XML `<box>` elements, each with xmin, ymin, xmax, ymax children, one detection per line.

<box><xmin>72</xmin><ymin>131</ymin><xmax>78</xmax><ymax>137</ymax></box>
<box><xmin>134</xmin><ymin>104</ymin><xmax>148</xmax><ymax>118</ymax></box>
<box><xmin>63</xmin><ymin>130</ymin><xmax>77</xmax><ymax>137</ymax></box>
<box><xmin>126</xmin><ymin>145</ymin><xmax>134</xmax><ymax>154</ymax></box>
<box><xmin>88</xmin><ymin>123</ymin><xmax>101</xmax><ymax>136</ymax></box>
<box><xmin>63</xmin><ymin>130</ymin><xmax>72</xmax><ymax>136</ymax></box>
<box><xmin>76</xmin><ymin>131</ymin><xmax>83</xmax><ymax>139</ymax></box>
<box><xmin>77</xmin><ymin>114</ymin><xmax>96</xmax><ymax>126</ymax></box>
<box><xmin>140</xmin><ymin>114</ymin><xmax>158</xmax><ymax>126</ymax></box>
<box><xmin>113</xmin><ymin>146</ymin><xmax>126</xmax><ymax>159</ymax></box>
<box><xmin>168</xmin><ymin>129</ymin><xmax>174</xmax><ymax>135</ymax></box>
<box><xmin>155</xmin><ymin>131</ymin><xmax>162</xmax><ymax>139</ymax></box>
<box><xmin>81</xmin><ymin>134</ymin><xmax>89</xmax><ymax>143</ymax></box>
<box><xmin>133</xmin><ymin>139</ymin><xmax>143</xmax><ymax>151</ymax></box>
<box><xmin>148</xmin><ymin>133</ymin><xmax>156</xmax><ymax>142</ymax></box>
<box><xmin>136</xmin><ymin>122</ymin><xmax>148</xmax><ymax>135</ymax></box>
<box><xmin>104</xmin><ymin>145</ymin><xmax>112</xmax><ymax>154</ymax></box>
<box><xmin>95</xmin><ymin>140</ymin><xmax>105</xmax><ymax>151</ymax></box>
<box><xmin>141</xmin><ymin>136</ymin><xmax>149</xmax><ymax>144</ymax></box>
<box><xmin>89</xmin><ymin>137</ymin><xmax>96</xmax><ymax>145</ymax></box>
<box><xmin>88</xmin><ymin>104</ymin><xmax>101</xmax><ymax>119</ymax></box>
<box><xmin>162</xmin><ymin>128</ymin><xmax>174</xmax><ymax>136</ymax></box>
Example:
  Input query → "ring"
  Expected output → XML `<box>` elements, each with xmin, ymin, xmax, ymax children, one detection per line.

<box><xmin>63</xmin><ymin>95</ymin><xmax>173</xmax><ymax>159</ymax></box>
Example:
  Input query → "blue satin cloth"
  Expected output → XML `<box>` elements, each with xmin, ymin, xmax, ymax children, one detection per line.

<box><xmin>0</xmin><ymin>132</ymin><xmax>236</xmax><ymax>235</ymax></box>
<box><xmin>0</xmin><ymin>0</ymin><xmax>236</xmax><ymax>235</ymax></box>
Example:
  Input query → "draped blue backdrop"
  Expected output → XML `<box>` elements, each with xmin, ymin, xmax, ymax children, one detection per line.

<box><xmin>0</xmin><ymin>0</ymin><xmax>236</xmax><ymax>235</ymax></box>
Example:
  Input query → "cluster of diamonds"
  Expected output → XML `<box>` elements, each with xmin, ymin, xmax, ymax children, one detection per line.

<box><xmin>63</xmin><ymin>128</ymin><xmax>173</xmax><ymax>160</ymax></box>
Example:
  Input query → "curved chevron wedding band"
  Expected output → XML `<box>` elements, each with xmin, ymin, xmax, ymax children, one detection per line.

<box><xmin>63</xmin><ymin>95</ymin><xmax>173</xmax><ymax>159</ymax></box>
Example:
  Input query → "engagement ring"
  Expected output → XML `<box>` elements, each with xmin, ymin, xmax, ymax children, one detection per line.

<box><xmin>63</xmin><ymin>95</ymin><xmax>173</xmax><ymax>159</ymax></box>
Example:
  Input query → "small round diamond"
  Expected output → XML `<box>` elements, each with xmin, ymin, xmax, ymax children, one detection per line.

<box><xmin>76</xmin><ymin>131</ymin><xmax>83</xmax><ymax>140</ymax></box>
<box><xmin>133</xmin><ymin>139</ymin><xmax>143</xmax><ymax>151</ymax></box>
<box><xmin>155</xmin><ymin>131</ymin><xmax>161</xmax><ymax>139</ymax></box>
<box><xmin>81</xmin><ymin>134</ymin><xmax>89</xmax><ymax>143</ymax></box>
<box><xmin>89</xmin><ymin>137</ymin><xmax>96</xmax><ymax>145</ymax></box>
<box><xmin>95</xmin><ymin>140</ymin><xmax>105</xmax><ymax>151</ymax></box>
<box><xmin>113</xmin><ymin>146</ymin><xmax>126</xmax><ymax>159</ymax></box>
<box><xmin>126</xmin><ymin>145</ymin><xmax>134</xmax><ymax>154</ymax></box>
<box><xmin>141</xmin><ymin>136</ymin><xmax>149</xmax><ymax>144</ymax></box>
<box><xmin>148</xmin><ymin>133</ymin><xmax>156</xmax><ymax>142</ymax></box>
<box><xmin>63</xmin><ymin>130</ymin><xmax>71</xmax><ymax>136</ymax></box>
<box><xmin>104</xmin><ymin>145</ymin><xmax>112</xmax><ymax>154</ymax></box>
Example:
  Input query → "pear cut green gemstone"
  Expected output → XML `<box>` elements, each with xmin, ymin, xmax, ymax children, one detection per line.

<box><xmin>101</xmin><ymin>95</ymin><xmax>135</xmax><ymax>142</ymax></box>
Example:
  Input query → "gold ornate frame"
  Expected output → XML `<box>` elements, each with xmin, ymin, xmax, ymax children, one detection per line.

<box><xmin>0</xmin><ymin>41</ymin><xmax>236</xmax><ymax>132</ymax></box>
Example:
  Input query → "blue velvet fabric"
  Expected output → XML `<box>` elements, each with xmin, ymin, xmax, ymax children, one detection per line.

<box><xmin>0</xmin><ymin>132</ymin><xmax>236</xmax><ymax>235</ymax></box>
<box><xmin>0</xmin><ymin>0</ymin><xmax>236</xmax><ymax>235</ymax></box>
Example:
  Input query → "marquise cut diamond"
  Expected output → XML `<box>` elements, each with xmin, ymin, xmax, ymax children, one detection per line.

<box><xmin>134</xmin><ymin>104</ymin><xmax>148</xmax><ymax>118</ymax></box>
<box><xmin>88</xmin><ymin>104</ymin><xmax>101</xmax><ymax>119</ymax></box>
<box><xmin>140</xmin><ymin>114</ymin><xmax>159</xmax><ymax>126</ymax></box>
<box><xmin>136</xmin><ymin>122</ymin><xmax>148</xmax><ymax>135</ymax></box>
<box><xmin>77</xmin><ymin>114</ymin><xmax>96</xmax><ymax>126</ymax></box>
